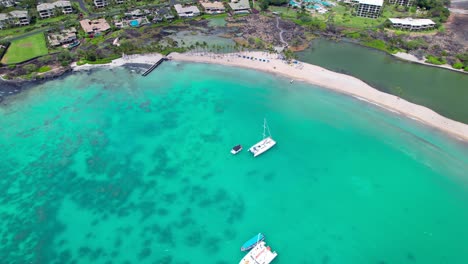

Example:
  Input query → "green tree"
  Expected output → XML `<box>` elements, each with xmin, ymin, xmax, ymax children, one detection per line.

<box><xmin>259</xmin><ymin>0</ymin><xmax>269</xmax><ymax>11</ymax></box>
<box><xmin>23</xmin><ymin>64</ymin><xmax>38</xmax><ymax>73</ymax></box>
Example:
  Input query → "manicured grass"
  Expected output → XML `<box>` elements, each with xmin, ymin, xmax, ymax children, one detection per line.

<box><xmin>1</xmin><ymin>33</ymin><xmax>48</xmax><ymax>64</ymax></box>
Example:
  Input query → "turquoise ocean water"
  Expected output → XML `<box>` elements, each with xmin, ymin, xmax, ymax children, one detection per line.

<box><xmin>1</xmin><ymin>62</ymin><xmax>468</xmax><ymax>264</ymax></box>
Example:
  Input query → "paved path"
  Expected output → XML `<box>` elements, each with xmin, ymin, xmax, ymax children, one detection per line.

<box><xmin>276</xmin><ymin>17</ymin><xmax>288</xmax><ymax>47</ymax></box>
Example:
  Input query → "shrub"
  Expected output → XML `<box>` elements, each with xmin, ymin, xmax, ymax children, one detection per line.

<box><xmin>452</xmin><ymin>62</ymin><xmax>463</xmax><ymax>69</ymax></box>
<box><xmin>23</xmin><ymin>64</ymin><xmax>38</xmax><ymax>73</ymax></box>
<box><xmin>425</xmin><ymin>55</ymin><xmax>446</xmax><ymax>65</ymax></box>
<box><xmin>38</xmin><ymin>65</ymin><xmax>51</xmax><ymax>73</ymax></box>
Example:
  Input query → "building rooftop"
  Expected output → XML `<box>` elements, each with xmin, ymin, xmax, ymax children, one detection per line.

<box><xmin>389</xmin><ymin>18</ymin><xmax>435</xmax><ymax>26</ymax></box>
<box><xmin>37</xmin><ymin>0</ymin><xmax>71</xmax><ymax>11</ymax></box>
<box><xmin>48</xmin><ymin>27</ymin><xmax>77</xmax><ymax>46</ymax></box>
<box><xmin>229</xmin><ymin>0</ymin><xmax>250</xmax><ymax>10</ymax></box>
<box><xmin>356</xmin><ymin>0</ymin><xmax>383</xmax><ymax>6</ymax></box>
<box><xmin>200</xmin><ymin>1</ymin><xmax>225</xmax><ymax>9</ymax></box>
<box><xmin>174</xmin><ymin>4</ymin><xmax>200</xmax><ymax>14</ymax></box>
<box><xmin>79</xmin><ymin>18</ymin><xmax>110</xmax><ymax>33</ymax></box>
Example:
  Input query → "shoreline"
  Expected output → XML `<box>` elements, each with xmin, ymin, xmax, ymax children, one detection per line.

<box><xmin>392</xmin><ymin>52</ymin><xmax>467</xmax><ymax>74</ymax></box>
<box><xmin>167</xmin><ymin>51</ymin><xmax>468</xmax><ymax>142</ymax></box>
<box><xmin>66</xmin><ymin>51</ymin><xmax>468</xmax><ymax>142</ymax></box>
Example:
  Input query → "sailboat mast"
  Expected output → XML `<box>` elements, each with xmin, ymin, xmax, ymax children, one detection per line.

<box><xmin>263</xmin><ymin>118</ymin><xmax>266</xmax><ymax>139</ymax></box>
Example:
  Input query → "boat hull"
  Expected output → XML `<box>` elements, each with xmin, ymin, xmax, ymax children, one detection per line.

<box><xmin>248</xmin><ymin>137</ymin><xmax>276</xmax><ymax>157</ymax></box>
<box><xmin>241</xmin><ymin>233</ymin><xmax>265</xmax><ymax>251</ymax></box>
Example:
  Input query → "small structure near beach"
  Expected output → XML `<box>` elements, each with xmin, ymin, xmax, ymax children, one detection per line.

<box><xmin>174</xmin><ymin>4</ymin><xmax>200</xmax><ymax>18</ymax></box>
<box><xmin>79</xmin><ymin>18</ymin><xmax>110</xmax><ymax>36</ymax></box>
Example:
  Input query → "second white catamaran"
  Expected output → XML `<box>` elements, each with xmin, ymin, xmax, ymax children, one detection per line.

<box><xmin>248</xmin><ymin>119</ymin><xmax>276</xmax><ymax>157</ymax></box>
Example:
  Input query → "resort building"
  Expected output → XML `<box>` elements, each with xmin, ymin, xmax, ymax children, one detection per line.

<box><xmin>0</xmin><ymin>0</ymin><xmax>15</xmax><ymax>8</ymax></box>
<box><xmin>153</xmin><ymin>7</ymin><xmax>175</xmax><ymax>22</ymax></box>
<box><xmin>388</xmin><ymin>18</ymin><xmax>436</xmax><ymax>31</ymax></box>
<box><xmin>0</xmin><ymin>10</ymin><xmax>30</xmax><ymax>29</ymax></box>
<box><xmin>388</xmin><ymin>0</ymin><xmax>413</xmax><ymax>6</ymax></box>
<box><xmin>229</xmin><ymin>0</ymin><xmax>250</xmax><ymax>14</ymax></box>
<box><xmin>174</xmin><ymin>4</ymin><xmax>200</xmax><ymax>18</ymax></box>
<box><xmin>79</xmin><ymin>18</ymin><xmax>110</xmax><ymax>35</ymax></box>
<box><xmin>93</xmin><ymin>0</ymin><xmax>109</xmax><ymax>8</ymax></box>
<box><xmin>47</xmin><ymin>27</ymin><xmax>77</xmax><ymax>46</ymax></box>
<box><xmin>37</xmin><ymin>1</ymin><xmax>73</xmax><ymax>19</ymax></box>
<box><xmin>124</xmin><ymin>9</ymin><xmax>150</xmax><ymax>19</ymax></box>
<box><xmin>354</xmin><ymin>0</ymin><xmax>383</xmax><ymax>19</ymax></box>
<box><xmin>200</xmin><ymin>1</ymin><xmax>226</xmax><ymax>14</ymax></box>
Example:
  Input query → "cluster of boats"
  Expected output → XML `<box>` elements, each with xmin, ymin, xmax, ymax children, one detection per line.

<box><xmin>239</xmin><ymin>233</ymin><xmax>277</xmax><ymax>264</ymax></box>
<box><xmin>231</xmin><ymin>119</ymin><xmax>276</xmax><ymax>157</ymax></box>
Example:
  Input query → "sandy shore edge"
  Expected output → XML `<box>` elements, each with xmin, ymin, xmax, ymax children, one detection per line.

<box><xmin>392</xmin><ymin>52</ymin><xmax>467</xmax><ymax>74</ymax></box>
<box><xmin>70</xmin><ymin>51</ymin><xmax>468</xmax><ymax>142</ymax></box>
<box><xmin>168</xmin><ymin>51</ymin><xmax>468</xmax><ymax>142</ymax></box>
<box><xmin>71</xmin><ymin>53</ymin><xmax>163</xmax><ymax>71</ymax></box>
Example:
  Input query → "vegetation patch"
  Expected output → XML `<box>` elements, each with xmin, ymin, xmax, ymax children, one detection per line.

<box><xmin>37</xmin><ymin>66</ymin><xmax>52</xmax><ymax>73</ymax></box>
<box><xmin>1</xmin><ymin>33</ymin><xmax>48</xmax><ymax>65</ymax></box>
<box><xmin>425</xmin><ymin>55</ymin><xmax>446</xmax><ymax>65</ymax></box>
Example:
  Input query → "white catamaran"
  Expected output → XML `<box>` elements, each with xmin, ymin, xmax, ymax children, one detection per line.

<box><xmin>248</xmin><ymin>119</ymin><xmax>276</xmax><ymax>157</ymax></box>
<box><xmin>239</xmin><ymin>241</ymin><xmax>278</xmax><ymax>264</ymax></box>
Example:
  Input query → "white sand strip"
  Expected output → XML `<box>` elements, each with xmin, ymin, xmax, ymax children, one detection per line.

<box><xmin>168</xmin><ymin>51</ymin><xmax>468</xmax><ymax>142</ymax></box>
<box><xmin>71</xmin><ymin>53</ymin><xmax>163</xmax><ymax>71</ymax></box>
<box><xmin>393</xmin><ymin>52</ymin><xmax>467</xmax><ymax>74</ymax></box>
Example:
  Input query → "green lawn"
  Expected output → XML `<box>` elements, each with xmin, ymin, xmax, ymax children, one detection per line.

<box><xmin>1</xmin><ymin>33</ymin><xmax>48</xmax><ymax>64</ymax></box>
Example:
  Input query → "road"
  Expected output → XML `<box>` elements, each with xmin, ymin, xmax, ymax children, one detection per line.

<box><xmin>276</xmin><ymin>17</ymin><xmax>288</xmax><ymax>47</ymax></box>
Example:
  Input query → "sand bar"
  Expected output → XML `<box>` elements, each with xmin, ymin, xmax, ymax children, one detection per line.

<box><xmin>168</xmin><ymin>51</ymin><xmax>468</xmax><ymax>142</ymax></box>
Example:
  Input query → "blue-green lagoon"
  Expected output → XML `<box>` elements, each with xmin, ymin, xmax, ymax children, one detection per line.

<box><xmin>1</xmin><ymin>62</ymin><xmax>468</xmax><ymax>264</ymax></box>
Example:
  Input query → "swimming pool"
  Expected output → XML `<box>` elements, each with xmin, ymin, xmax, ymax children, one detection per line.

<box><xmin>129</xmin><ymin>20</ymin><xmax>139</xmax><ymax>27</ymax></box>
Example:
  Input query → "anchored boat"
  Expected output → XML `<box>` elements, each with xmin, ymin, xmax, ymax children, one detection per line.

<box><xmin>249</xmin><ymin>119</ymin><xmax>276</xmax><ymax>157</ymax></box>
<box><xmin>231</xmin><ymin>144</ymin><xmax>243</xmax><ymax>155</ymax></box>
<box><xmin>239</xmin><ymin>241</ymin><xmax>277</xmax><ymax>264</ymax></box>
<box><xmin>241</xmin><ymin>233</ymin><xmax>265</xmax><ymax>251</ymax></box>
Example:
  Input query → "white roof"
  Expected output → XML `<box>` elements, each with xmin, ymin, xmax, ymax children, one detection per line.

<box><xmin>174</xmin><ymin>4</ymin><xmax>200</xmax><ymax>14</ymax></box>
<box><xmin>37</xmin><ymin>1</ymin><xmax>71</xmax><ymax>11</ymax></box>
<box><xmin>9</xmin><ymin>10</ymin><xmax>28</xmax><ymax>17</ymax></box>
<box><xmin>389</xmin><ymin>18</ymin><xmax>435</xmax><ymax>26</ymax></box>
<box><xmin>229</xmin><ymin>0</ymin><xmax>250</xmax><ymax>10</ymax></box>
<box><xmin>357</xmin><ymin>0</ymin><xmax>383</xmax><ymax>6</ymax></box>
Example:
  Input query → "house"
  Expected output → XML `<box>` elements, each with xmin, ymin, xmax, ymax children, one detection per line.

<box><xmin>200</xmin><ymin>1</ymin><xmax>226</xmax><ymax>14</ymax></box>
<box><xmin>47</xmin><ymin>27</ymin><xmax>77</xmax><ymax>46</ymax></box>
<box><xmin>388</xmin><ymin>18</ymin><xmax>435</xmax><ymax>31</ymax></box>
<box><xmin>0</xmin><ymin>10</ymin><xmax>30</xmax><ymax>29</ymax></box>
<box><xmin>229</xmin><ymin>0</ymin><xmax>250</xmax><ymax>14</ymax></box>
<box><xmin>0</xmin><ymin>0</ymin><xmax>15</xmax><ymax>8</ymax></box>
<box><xmin>94</xmin><ymin>0</ymin><xmax>109</xmax><ymax>8</ymax></box>
<box><xmin>124</xmin><ymin>9</ymin><xmax>150</xmax><ymax>19</ymax></box>
<box><xmin>79</xmin><ymin>18</ymin><xmax>110</xmax><ymax>35</ymax></box>
<box><xmin>153</xmin><ymin>7</ymin><xmax>175</xmax><ymax>22</ymax></box>
<box><xmin>37</xmin><ymin>1</ymin><xmax>73</xmax><ymax>19</ymax></box>
<box><xmin>388</xmin><ymin>0</ymin><xmax>413</xmax><ymax>6</ymax></box>
<box><xmin>354</xmin><ymin>0</ymin><xmax>383</xmax><ymax>19</ymax></box>
<box><xmin>174</xmin><ymin>4</ymin><xmax>200</xmax><ymax>18</ymax></box>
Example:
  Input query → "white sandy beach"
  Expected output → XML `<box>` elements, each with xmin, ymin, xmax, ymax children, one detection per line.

<box><xmin>393</xmin><ymin>52</ymin><xmax>467</xmax><ymax>74</ymax></box>
<box><xmin>71</xmin><ymin>53</ymin><xmax>164</xmax><ymax>71</ymax></box>
<box><xmin>168</xmin><ymin>51</ymin><xmax>468</xmax><ymax>142</ymax></box>
<box><xmin>70</xmin><ymin>51</ymin><xmax>468</xmax><ymax>142</ymax></box>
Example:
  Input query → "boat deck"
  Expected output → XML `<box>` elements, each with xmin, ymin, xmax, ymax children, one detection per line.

<box><xmin>239</xmin><ymin>241</ymin><xmax>277</xmax><ymax>264</ymax></box>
